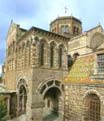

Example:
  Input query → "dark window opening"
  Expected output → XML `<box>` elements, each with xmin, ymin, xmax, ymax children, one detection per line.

<box><xmin>40</xmin><ymin>42</ymin><xmax>44</xmax><ymax>66</ymax></box>
<box><xmin>50</xmin><ymin>45</ymin><xmax>54</xmax><ymax>67</ymax></box>
<box><xmin>47</xmin><ymin>81</ymin><xmax>54</xmax><ymax>86</ymax></box>
<box><xmin>59</xmin><ymin>46</ymin><xmax>63</xmax><ymax>68</ymax></box>
<box><xmin>47</xmin><ymin>100</ymin><xmax>50</xmax><ymax>107</ymax></box>
<box><xmin>60</xmin><ymin>25</ymin><xmax>69</xmax><ymax>33</ymax></box>
<box><xmin>19</xmin><ymin>85</ymin><xmax>27</xmax><ymax>115</ymax></box>
<box><xmin>97</xmin><ymin>54</ymin><xmax>104</xmax><ymax>73</ymax></box>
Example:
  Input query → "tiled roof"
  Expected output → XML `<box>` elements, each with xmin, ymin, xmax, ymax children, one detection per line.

<box><xmin>50</xmin><ymin>16</ymin><xmax>82</xmax><ymax>25</ymax></box>
<box><xmin>64</xmin><ymin>54</ymin><xmax>102</xmax><ymax>84</ymax></box>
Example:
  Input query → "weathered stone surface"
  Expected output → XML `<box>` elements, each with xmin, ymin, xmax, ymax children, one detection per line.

<box><xmin>3</xmin><ymin>15</ymin><xmax>104</xmax><ymax>121</ymax></box>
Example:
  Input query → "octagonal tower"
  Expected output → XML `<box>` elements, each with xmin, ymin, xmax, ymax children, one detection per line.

<box><xmin>50</xmin><ymin>16</ymin><xmax>82</xmax><ymax>38</ymax></box>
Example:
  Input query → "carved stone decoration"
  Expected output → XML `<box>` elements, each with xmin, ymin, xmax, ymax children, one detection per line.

<box><xmin>90</xmin><ymin>33</ymin><xmax>104</xmax><ymax>50</ymax></box>
<box><xmin>17</xmin><ymin>79</ymin><xmax>28</xmax><ymax>93</ymax></box>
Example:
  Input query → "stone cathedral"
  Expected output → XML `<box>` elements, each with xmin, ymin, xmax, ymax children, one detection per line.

<box><xmin>1</xmin><ymin>15</ymin><xmax>104</xmax><ymax>121</ymax></box>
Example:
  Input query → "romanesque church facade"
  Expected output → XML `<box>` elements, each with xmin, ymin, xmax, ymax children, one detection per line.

<box><xmin>1</xmin><ymin>15</ymin><xmax>104</xmax><ymax>121</ymax></box>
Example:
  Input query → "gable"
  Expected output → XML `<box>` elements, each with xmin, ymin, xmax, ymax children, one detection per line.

<box><xmin>90</xmin><ymin>32</ymin><xmax>104</xmax><ymax>50</ymax></box>
<box><xmin>6</xmin><ymin>21</ymin><xmax>18</xmax><ymax>47</ymax></box>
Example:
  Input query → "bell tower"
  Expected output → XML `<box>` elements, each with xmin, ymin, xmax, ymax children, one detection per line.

<box><xmin>50</xmin><ymin>16</ymin><xmax>82</xmax><ymax>38</ymax></box>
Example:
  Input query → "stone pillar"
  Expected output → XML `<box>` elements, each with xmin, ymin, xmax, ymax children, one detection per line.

<box><xmin>54</xmin><ymin>47</ymin><xmax>59</xmax><ymax>69</ymax></box>
<box><xmin>35</xmin><ymin>41</ymin><xmax>40</xmax><ymax>66</ymax></box>
<box><xmin>31</xmin><ymin>44</ymin><xmax>36</xmax><ymax>67</ymax></box>
<box><xmin>47</xmin><ymin>45</ymin><xmax>51</xmax><ymax>68</ymax></box>
<box><xmin>31</xmin><ymin>93</ymin><xmax>44</xmax><ymax>121</ymax></box>
<box><xmin>16</xmin><ymin>94</ymin><xmax>20</xmax><ymax>116</ymax></box>
<box><xmin>7</xmin><ymin>95</ymin><xmax>11</xmax><ymax>118</ymax></box>
<box><xmin>101</xmin><ymin>98</ymin><xmax>104</xmax><ymax>121</ymax></box>
<box><xmin>62</xmin><ymin>48</ymin><xmax>67</xmax><ymax>70</ymax></box>
<box><xmin>44</xmin><ymin>44</ymin><xmax>48</xmax><ymax>67</ymax></box>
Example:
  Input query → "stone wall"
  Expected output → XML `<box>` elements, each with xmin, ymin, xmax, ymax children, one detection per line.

<box><xmin>64</xmin><ymin>84</ymin><xmax>104</xmax><ymax>121</ymax></box>
<box><xmin>31</xmin><ymin>68</ymin><xmax>68</xmax><ymax>121</ymax></box>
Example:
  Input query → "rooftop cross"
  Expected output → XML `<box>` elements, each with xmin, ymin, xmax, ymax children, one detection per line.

<box><xmin>64</xmin><ymin>6</ymin><xmax>68</xmax><ymax>14</ymax></box>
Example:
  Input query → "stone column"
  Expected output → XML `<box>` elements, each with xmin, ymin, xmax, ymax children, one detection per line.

<box><xmin>7</xmin><ymin>95</ymin><xmax>11</xmax><ymax>119</ymax></box>
<box><xmin>31</xmin><ymin>44</ymin><xmax>36</xmax><ymax>67</ymax></box>
<box><xmin>62</xmin><ymin>48</ymin><xmax>67</xmax><ymax>70</ymax></box>
<box><xmin>47</xmin><ymin>45</ymin><xmax>51</xmax><ymax>68</ymax></box>
<box><xmin>31</xmin><ymin>93</ymin><xmax>44</xmax><ymax>121</ymax></box>
<box><xmin>54</xmin><ymin>47</ymin><xmax>59</xmax><ymax>69</ymax></box>
<box><xmin>16</xmin><ymin>94</ymin><xmax>20</xmax><ymax>116</ymax></box>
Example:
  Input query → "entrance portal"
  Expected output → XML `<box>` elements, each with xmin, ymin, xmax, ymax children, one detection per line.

<box><xmin>38</xmin><ymin>80</ymin><xmax>64</xmax><ymax>121</ymax></box>
<box><xmin>43</xmin><ymin>87</ymin><xmax>62</xmax><ymax>121</ymax></box>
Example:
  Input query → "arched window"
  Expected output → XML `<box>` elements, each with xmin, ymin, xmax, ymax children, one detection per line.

<box><xmin>97</xmin><ymin>54</ymin><xmax>104</xmax><ymax>73</ymax></box>
<box><xmin>39</xmin><ymin>41</ymin><xmax>45</xmax><ymax>66</ymax></box>
<box><xmin>50</xmin><ymin>42</ymin><xmax>55</xmax><ymax>67</ymax></box>
<box><xmin>19</xmin><ymin>85</ymin><xmax>27</xmax><ymax>114</ymax></box>
<box><xmin>65</xmin><ymin>25</ymin><xmax>69</xmax><ymax>33</ymax></box>
<box><xmin>84</xmin><ymin>93</ymin><xmax>100</xmax><ymax>121</ymax></box>
<box><xmin>60</xmin><ymin>25</ymin><xmax>69</xmax><ymax>33</ymax></box>
<box><xmin>59</xmin><ymin>45</ymin><xmax>63</xmax><ymax>68</ymax></box>
<box><xmin>12</xmin><ymin>41</ymin><xmax>15</xmax><ymax>52</ymax></box>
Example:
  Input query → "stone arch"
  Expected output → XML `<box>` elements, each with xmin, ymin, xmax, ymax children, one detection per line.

<box><xmin>38</xmin><ymin>80</ymin><xmax>64</xmax><ymax>121</ymax></box>
<box><xmin>58</xmin><ymin>44</ymin><xmax>67</xmax><ymax>68</ymax></box>
<box><xmin>38</xmin><ymin>80</ymin><xmax>64</xmax><ymax>96</ymax></box>
<box><xmin>58</xmin><ymin>43</ymin><xmax>67</xmax><ymax>52</ymax></box>
<box><xmin>17</xmin><ymin>78</ymin><xmax>28</xmax><ymax>93</ymax></box>
<box><xmin>49</xmin><ymin>40</ymin><xmax>58</xmax><ymax>46</ymax></box>
<box><xmin>49</xmin><ymin>41</ymin><xmax>57</xmax><ymax>67</ymax></box>
<box><xmin>16</xmin><ymin>79</ymin><xmax>28</xmax><ymax>116</ymax></box>
<box><xmin>40</xmin><ymin>38</ymin><xmax>48</xmax><ymax>43</ymax></box>
<box><xmin>83</xmin><ymin>90</ymin><xmax>101</xmax><ymax>121</ymax></box>
<box><xmin>83</xmin><ymin>89</ymin><xmax>101</xmax><ymax>100</ymax></box>
<box><xmin>31</xmin><ymin>36</ymin><xmax>39</xmax><ymax>45</ymax></box>
<box><xmin>34</xmin><ymin>36</ymin><xmax>39</xmax><ymax>41</ymax></box>
<box><xmin>39</xmin><ymin>39</ymin><xmax>48</xmax><ymax>66</ymax></box>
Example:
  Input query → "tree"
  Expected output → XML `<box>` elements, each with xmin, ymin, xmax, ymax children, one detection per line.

<box><xmin>0</xmin><ymin>95</ymin><xmax>7</xmax><ymax>121</ymax></box>
<box><xmin>0</xmin><ymin>76</ymin><xmax>2</xmax><ymax>83</ymax></box>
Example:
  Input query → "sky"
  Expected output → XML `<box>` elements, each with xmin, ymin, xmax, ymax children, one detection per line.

<box><xmin>0</xmin><ymin>0</ymin><xmax>104</xmax><ymax>67</ymax></box>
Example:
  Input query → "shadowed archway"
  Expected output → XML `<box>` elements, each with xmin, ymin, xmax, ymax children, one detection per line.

<box><xmin>43</xmin><ymin>87</ymin><xmax>61</xmax><ymax>121</ymax></box>
<box><xmin>38</xmin><ymin>80</ymin><xmax>64</xmax><ymax>121</ymax></box>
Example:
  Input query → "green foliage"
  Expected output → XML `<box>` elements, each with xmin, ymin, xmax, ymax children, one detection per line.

<box><xmin>0</xmin><ymin>76</ymin><xmax>2</xmax><ymax>82</ymax></box>
<box><xmin>0</xmin><ymin>95</ymin><xmax>7</xmax><ymax>121</ymax></box>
